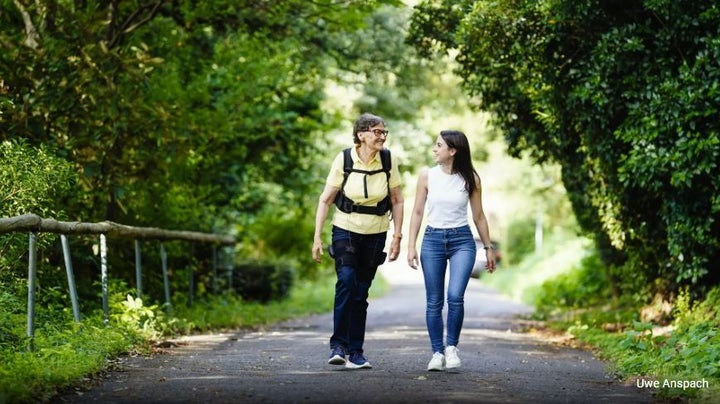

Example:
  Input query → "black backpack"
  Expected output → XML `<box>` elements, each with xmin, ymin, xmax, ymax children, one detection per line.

<box><xmin>333</xmin><ymin>148</ymin><xmax>392</xmax><ymax>216</ymax></box>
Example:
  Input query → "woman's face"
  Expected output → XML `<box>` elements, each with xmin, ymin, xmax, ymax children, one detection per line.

<box><xmin>432</xmin><ymin>135</ymin><xmax>454</xmax><ymax>164</ymax></box>
<box><xmin>360</xmin><ymin>124</ymin><xmax>388</xmax><ymax>151</ymax></box>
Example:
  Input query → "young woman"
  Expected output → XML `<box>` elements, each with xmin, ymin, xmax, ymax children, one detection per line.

<box><xmin>312</xmin><ymin>112</ymin><xmax>404</xmax><ymax>369</ymax></box>
<box><xmin>407</xmin><ymin>130</ymin><xmax>496</xmax><ymax>371</ymax></box>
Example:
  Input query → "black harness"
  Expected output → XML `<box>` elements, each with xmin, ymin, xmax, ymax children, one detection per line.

<box><xmin>333</xmin><ymin>148</ymin><xmax>392</xmax><ymax>216</ymax></box>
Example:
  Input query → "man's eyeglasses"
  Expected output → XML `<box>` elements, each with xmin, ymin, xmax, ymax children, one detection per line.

<box><xmin>367</xmin><ymin>129</ymin><xmax>389</xmax><ymax>137</ymax></box>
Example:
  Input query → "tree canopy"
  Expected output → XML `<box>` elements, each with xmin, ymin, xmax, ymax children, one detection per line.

<box><xmin>408</xmin><ymin>0</ymin><xmax>720</xmax><ymax>298</ymax></box>
<box><xmin>2</xmin><ymin>0</ymin><xmax>462</xmax><ymax>298</ymax></box>
<box><xmin>0</xmin><ymin>0</ymin><xmax>408</xmax><ymax>228</ymax></box>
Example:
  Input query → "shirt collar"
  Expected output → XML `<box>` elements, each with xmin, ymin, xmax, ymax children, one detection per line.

<box><xmin>352</xmin><ymin>146</ymin><xmax>382</xmax><ymax>166</ymax></box>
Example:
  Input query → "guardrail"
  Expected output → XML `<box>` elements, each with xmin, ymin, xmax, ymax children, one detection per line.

<box><xmin>0</xmin><ymin>214</ymin><xmax>236</xmax><ymax>340</ymax></box>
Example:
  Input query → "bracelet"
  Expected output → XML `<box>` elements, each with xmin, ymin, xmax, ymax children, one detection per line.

<box><xmin>393</xmin><ymin>234</ymin><xmax>402</xmax><ymax>240</ymax></box>
<box><xmin>483</xmin><ymin>245</ymin><xmax>494</xmax><ymax>250</ymax></box>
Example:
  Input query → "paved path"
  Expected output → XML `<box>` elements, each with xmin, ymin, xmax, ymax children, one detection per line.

<box><xmin>52</xmin><ymin>261</ymin><xmax>663</xmax><ymax>403</ymax></box>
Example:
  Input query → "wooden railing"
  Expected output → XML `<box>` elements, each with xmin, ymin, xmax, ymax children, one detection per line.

<box><xmin>0</xmin><ymin>214</ymin><xmax>236</xmax><ymax>340</ymax></box>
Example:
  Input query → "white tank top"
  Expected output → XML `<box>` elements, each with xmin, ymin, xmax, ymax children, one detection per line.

<box><xmin>426</xmin><ymin>165</ymin><xmax>469</xmax><ymax>228</ymax></box>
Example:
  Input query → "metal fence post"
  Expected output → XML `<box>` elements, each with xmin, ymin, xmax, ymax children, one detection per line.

<box><xmin>227</xmin><ymin>246</ymin><xmax>235</xmax><ymax>291</ymax></box>
<box><xmin>60</xmin><ymin>235</ymin><xmax>81</xmax><ymax>322</ymax></box>
<box><xmin>134</xmin><ymin>239</ymin><xmax>143</xmax><ymax>299</ymax></box>
<box><xmin>100</xmin><ymin>234</ymin><xmax>109</xmax><ymax>324</ymax></box>
<box><xmin>160</xmin><ymin>242</ymin><xmax>172</xmax><ymax>313</ymax></box>
<box><xmin>27</xmin><ymin>232</ymin><xmax>37</xmax><ymax>340</ymax></box>
<box><xmin>187</xmin><ymin>243</ymin><xmax>194</xmax><ymax>308</ymax></box>
<box><xmin>212</xmin><ymin>245</ymin><xmax>218</xmax><ymax>295</ymax></box>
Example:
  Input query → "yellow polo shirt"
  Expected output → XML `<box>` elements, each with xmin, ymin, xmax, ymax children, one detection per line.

<box><xmin>327</xmin><ymin>146</ymin><xmax>402</xmax><ymax>234</ymax></box>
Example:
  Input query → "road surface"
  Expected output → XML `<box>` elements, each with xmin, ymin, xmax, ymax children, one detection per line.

<box><xmin>52</xmin><ymin>261</ymin><xmax>663</xmax><ymax>403</ymax></box>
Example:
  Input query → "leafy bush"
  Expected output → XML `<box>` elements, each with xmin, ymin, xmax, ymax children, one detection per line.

<box><xmin>235</xmin><ymin>201</ymin><xmax>317</xmax><ymax>280</ymax></box>
<box><xmin>504</xmin><ymin>217</ymin><xmax>537</xmax><ymax>266</ymax></box>
<box><xmin>534</xmin><ymin>253</ymin><xmax>613</xmax><ymax>315</ymax></box>
<box><xmin>232</xmin><ymin>260</ymin><xmax>295</xmax><ymax>302</ymax></box>
<box><xmin>565</xmin><ymin>286</ymin><xmax>720</xmax><ymax>401</ymax></box>
<box><xmin>0</xmin><ymin>140</ymin><xmax>77</xmax><ymax>286</ymax></box>
<box><xmin>481</xmin><ymin>230</ymin><xmax>593</xmax><ymax>305</ymax></box>
<box><xmin>0</xmin><ymin>139</ymin><xmax>76</xmax><ymax>219</ymax></box>
<box><xmin>0</xmin><ymin>319</ymin><xmax>136</xmax><ymax>404</ymax></box>
<box><xmin>110</xmin><ymin>294</ymin><xmax>164</xmax><ymax>342</ymax></box>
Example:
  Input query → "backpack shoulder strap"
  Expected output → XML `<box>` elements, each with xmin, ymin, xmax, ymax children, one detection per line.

<box><xmin>379</xmin><ymin>148</ymin><xmax>391</xmax><ymax>174</ymax></box>
<box><xmin>339</xmin><ymin>148</ymin><xmax>353</xmax><ymax>190</ymax></box>
<box><xmin>342</xmin><ymin>148</ymin><xmax>353</xmax><ymax>173</ymax></box>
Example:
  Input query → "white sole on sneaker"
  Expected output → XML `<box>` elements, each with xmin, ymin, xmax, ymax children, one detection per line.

<box><xmin>328</xmin><ymin>355</ymin><xmax>346</xmax><ymax>365</ymax></box>
<box><xmin>345</xmin><ymin>361</ymin><xmax>372</xmax><ymax>369</ymax></box>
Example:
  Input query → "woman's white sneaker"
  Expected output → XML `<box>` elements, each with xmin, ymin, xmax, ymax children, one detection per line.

<box><xmin>445</xmin><ymin>346</ymin><xmax>461</xmax><ymax>369</ymax></box>
<box><xmin>427</xmin><ymin>352</ymin><xmax>445</xmax><ymax>371</ymax></box>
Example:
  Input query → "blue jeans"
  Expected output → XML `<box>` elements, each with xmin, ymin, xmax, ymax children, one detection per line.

<box><xmin>420</xmin><ymin>225</ymin><xmax>476</xmax><ymax>353</ymax></box>
<box><xmin>330</xmin><ymin>226</ymin><xmax>387</xmax><ymax>354</ymax></box>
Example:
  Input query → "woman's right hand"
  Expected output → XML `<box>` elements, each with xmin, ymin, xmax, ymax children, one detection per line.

<box><xmin>407</xmin><ymin>247</ymin><xmax>419</xmax><ymax>270</ymax></box>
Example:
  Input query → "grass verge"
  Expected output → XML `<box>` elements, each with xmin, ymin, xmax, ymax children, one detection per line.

<box><xmin>481</xmin><ymin>234</ymin><xmax>720</xmax><ymax>403</ymax></box>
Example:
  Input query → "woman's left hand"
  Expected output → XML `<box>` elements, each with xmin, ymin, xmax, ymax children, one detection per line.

<box><xmin>485</xmin><ymin>249</ymin><xmax>497</xmax><ymax>273</ymax></box>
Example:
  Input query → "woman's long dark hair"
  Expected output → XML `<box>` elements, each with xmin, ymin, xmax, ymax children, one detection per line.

<box><xmin>440</xmin><ymin>130</ymin><xmax>478</xmax><ymax>195</ymax></box>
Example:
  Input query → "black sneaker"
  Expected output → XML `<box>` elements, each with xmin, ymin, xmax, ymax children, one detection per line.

<box><xmin>328</xmin><ymin>346</ymin><xmax>346</xmax><ymax>365</ymax></box>
<box><xmin>345</xmin><ymin>352</ymin><xmax>372</xmax><ymax>369</ymax></box>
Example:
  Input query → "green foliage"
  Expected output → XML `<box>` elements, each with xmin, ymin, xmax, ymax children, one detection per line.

<box><xmin>234</xmin><ymin>199</ymin><xmax>318</xmax><ymax>280</ymax></box>
<box><xmin>0</xmin><ymin>320</ymin><xmax>136</xmax><ymax>404</ymax></box>
<box><xmin>0</xmin><ymin>284</ymin><xmax>29</xmax><ymax>353</ymax></box>
<box><xmin>504</xmin><ymin>217</ymin><xmax>536</xmax><ymax>266</ymax></box>
<box><xmin>0</xmin><ymin>275</ymin><xmax>338</xmax><ymax>402</ymax></box>
<box><xmin>110</xmin><ymin>294</ymin><xmax>165</xmax><ymax>342</ymax></box>
<box><xmin>1</xmin><ymin>0</ymin><xmax>416</xmax><ymax>309</ymax></box>
<box><xmin>0</xmin><ymin>140</ymin><xmax>78</xmax><ymax>290</ymax></box>
<box><xmin>480</xmin><ymin>230</ymin><xmax>593</xmax><ymax>304</ymax></box>
<box><xmin>232</xmin><ymin>261</ymin><xmax>295</xmax><ymax>303</ymax></box>
<box><xmin>558</xmin><ymin>286</ymin><xmax>720</xmax><ymax>401</ymax></box>
<box><xmin>0</xmin><ymin>140</ymin><xmax>76</xmax><ymax>218</ymax></box>
<box><xmin>408</xmin><ymin>0</ymin><xmax>720</xmax><ymax>299</ymax></box>
<box><xmin>500</xmin><ymin>215</ymin><xmax>719</xmax><ymax>402</ymax></box>
<box><xmin>0</xmin><ymin>0</ymin><xmax>405</xmax><ymax>228</ymax></box>
<box><xmin>534</xmin><ymin>253</ymin><xmax>613</xmax><ymax>315</ymax></box>
<box><xmin>172</xmin><ymin>276</ymin><xmax>338</xmax><ymax>331</ymax></box>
